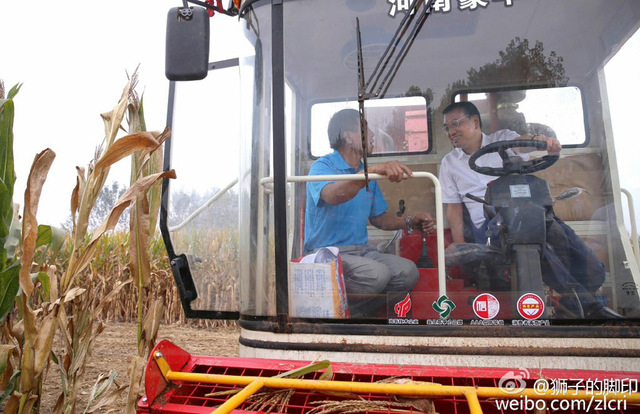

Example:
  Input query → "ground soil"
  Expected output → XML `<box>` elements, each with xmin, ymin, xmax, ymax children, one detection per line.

<box><xmin>39</xmin><ymin>322</ymin><xmax>240</xmax><ymax>413</ymax></box>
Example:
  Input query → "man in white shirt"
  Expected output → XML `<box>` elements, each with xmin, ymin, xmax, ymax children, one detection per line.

<box><xmin>440</xmin><ymin>101</ymin><xmax>621</xmax><ymax>319</ymax></box>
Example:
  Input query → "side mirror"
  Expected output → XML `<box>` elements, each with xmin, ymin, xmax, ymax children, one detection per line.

<box><xmin>165</xmin><ymin>7</ymin><xmax>210</xmax><ymax>81</ymax></box>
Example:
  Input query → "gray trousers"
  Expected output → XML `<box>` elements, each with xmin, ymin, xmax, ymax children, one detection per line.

<box><xmin>338</xmin><ymin>245</ymin><xmax>419</xmax><ymax>318</ymax></box>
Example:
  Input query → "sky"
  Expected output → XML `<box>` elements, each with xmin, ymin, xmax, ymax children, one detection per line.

<box><xmin>1</xmin><ymin>0</ymin><xmax>240</xmax><ymax>226</ymax></box>
<box><xmin>2</xmin><ymin>1</ymin><xmax>639</xmax><ymax>238</ymax></box>
<box><xmin>604</xmin><ymin>28</ymin><xmax>640</xmax><ymax>236</ymax></box>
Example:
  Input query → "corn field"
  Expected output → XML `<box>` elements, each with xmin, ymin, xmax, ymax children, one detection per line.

<box><xmin>0</xmin><ymin>72</ymin><xmax>232</xmax><ymax>413</ymax></box>
<box><xmin>59</xmin><ymin>229</ymin><xmax>238</xmax><ymax>328</ymax></box>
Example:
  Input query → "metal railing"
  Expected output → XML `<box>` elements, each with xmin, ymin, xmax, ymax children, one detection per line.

<box><xmin>169</xmin><ymin>178</ymin><xmax>239</xmax><ymax>232</ymax></box>
<box><xmin>260</xmin><ymin>172</ymin><xmax>446</xmax><ymax>298</ymax></box>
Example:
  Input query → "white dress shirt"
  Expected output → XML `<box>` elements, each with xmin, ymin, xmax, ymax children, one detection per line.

<box><xmin>440</xmin><ymin>130</ymin><xmax>527</xmax><ymax>228</ymax></box>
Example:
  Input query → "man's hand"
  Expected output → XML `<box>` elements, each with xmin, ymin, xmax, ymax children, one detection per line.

<box><xmin>367</xmin><ymin>161</ymin><xmax>413</xmax><ymax>183</ymax></box>
<box><xmin>528</xmin><ymin>134</ymin><xmax>562</xmax><ymax>155</ymax></box>
<box><xmin>410</xmin><ymin>213</ymin><xmax>435</xmax><ymax>234</ymax></box>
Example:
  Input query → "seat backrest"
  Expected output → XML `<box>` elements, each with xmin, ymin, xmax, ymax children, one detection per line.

<box><xmin>533</xmin><ymin>153</ymin><xmax>606</xmax><ymax>222</ymax></box>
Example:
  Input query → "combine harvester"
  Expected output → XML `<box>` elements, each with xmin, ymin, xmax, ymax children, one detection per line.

<box><xmin>139</xmin><ymin>0</ymin><xmax>640</xmax><ymax>412</ymax></box>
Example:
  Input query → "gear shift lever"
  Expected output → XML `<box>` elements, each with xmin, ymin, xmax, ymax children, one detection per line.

<box><xmin>416</xmin><ymin>230</ymin><xmax>435</xmax><ymax>268</ymax></box>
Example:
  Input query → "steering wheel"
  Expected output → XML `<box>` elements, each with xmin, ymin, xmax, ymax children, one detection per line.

<box><xmin>468</xmin><ymin>139</ymin><xmax>559</xmax><ymax>177</ymax></box>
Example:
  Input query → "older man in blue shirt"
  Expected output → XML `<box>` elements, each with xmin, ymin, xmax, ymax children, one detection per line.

<box><xmin>305</xmin><ymin>109</ymin><xmax>434</xmax><ymax>318</ymax></box>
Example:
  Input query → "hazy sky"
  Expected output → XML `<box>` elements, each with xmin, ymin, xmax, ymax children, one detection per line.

<box><xmin>2</xmin><ymin>0</ymin><xmax>239</xmax><ymax>226</ymax></box>
<box><xmin>2</xmin><ymin>1</ymin><xmax>639</xmax><ymax>236</ymax></box>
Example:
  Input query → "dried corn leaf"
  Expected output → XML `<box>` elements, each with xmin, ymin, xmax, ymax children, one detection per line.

<box><xmin>63</xmin><ymin>286</ymin><xmax>86</xmax><ymax>303</ymax></box>
<box><xmin>308</xmin><ymin>399</ymin><xmax>418</xmax><ymax>414</ymax></box>
<box><xmin>48</xmin><ymin>265</ymin><xmax>58</xmax><ymax>303</ymax></box>
<box><xmin>57</xmin><ymin>306</ymin><xmax>72</xmax><ymax>354</ymax></box>
<box><xmin>19</xmin><ymin>149</ymin><xmax>55</xmax><ymax>296</ymax></box>
<box><xmin>92</xmin><ymin>279</ymin><xmax>132</xmax><ymax>319</ymax></box>
<box><xmin>66</xmin><ymin>170</ymin><xmax>176</xmax><ymax>288</ymax></box>
<box><xmin>33</xmin><ymin>311</ymin><xmax>59</xmax><ymax>377</ymax></box>
<box><xmin>102</xmin><ymin>72</ymin><xmax>137</xmax><ymax>151</ymax></box>
<box><xmin>10</xmin><ymin>318</ymin><xmax>23</xmax><ymax>346</ymax></box>
<box><xmin>395</xmin><ymin>396</ymin><xmax>436</xmax><ymax>414</ymax></box>
<box><xmin>133</xmin><ymin>128</ymin><xmax>170</xmax><ymax>177</ymax></box>
<box><xmin>0</xmin><ymin>344</ymin><xmax>15</xmax><ymax>393</ymax></box>
<box><xmin>75</xmin><ymin>73</ymin><xmax>136</xmax><ymax>246</ymax></box>
<box><xmin>83</xmin><ymin>371</ymin><xmax>127</xmax><ymax>414</ymax></box>
<box><xmin>377</xmin><ymin>378</ymin><xmax>440</xmax><ymax>413</ymax></box>
<box><xmin>94</xmin><ymin>132</ymin><xmax>161</xmax><ymax>172</ymax></box>
<box><xmin>4</xmin><ymin>393</ymin><xmax>20</xmax><ymax>413</ymax></box>
<box><xmin>126</xmin><ymin>356</ymin><xmax>145</xmax><ymax>414</ymax></box>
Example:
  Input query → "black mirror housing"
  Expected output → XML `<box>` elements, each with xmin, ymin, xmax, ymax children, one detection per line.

<box><xmin>165</xmin><ymin>7</ymin><xmax>210</xmax><ymax>81</ymax></box>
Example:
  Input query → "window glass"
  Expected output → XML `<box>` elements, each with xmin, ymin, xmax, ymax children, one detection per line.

<box><xmin>169</xmin><ymin>66</ymin><xmax>240</xmax><ymax>313</ymax></box>
<box><xmin>455</xmin><ymin>86</ymin><xmax>587</xmax><ymax>146</ymax></box>
<box><xmin>310</xmin><ymin>96</ymin><xmax>430</xmax><ymax>157</ymax></box>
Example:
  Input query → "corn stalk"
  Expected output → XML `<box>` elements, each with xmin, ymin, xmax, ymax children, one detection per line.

<box><xmin>1</xmin><ymin>147</ymin><xmax>68</xmax><ymax>413</ymax></box>
<box><xmin>125</xmin><ymin>90</ymin><xmax>167</xmax><ymax>346</ymax></box>
<box><xmin>0</xmin><ymin>83</ymin><xmax>64</xmax><ymax>413</ymax></box>
<box><xmin>48</xmin><ymin>70</ymin><xmax>174</xmax><ymax>413</ymax></box>
<box><xmin>121</xmin><ymin>85</ymin><xmax>168</xmax><ymax>412</ymax></box>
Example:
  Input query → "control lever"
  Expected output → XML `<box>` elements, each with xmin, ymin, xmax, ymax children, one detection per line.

<box><xmin>464</xmin><ymin>193</ymin><xmax>496</xmax><ymax>219</ymax></box>
<box><xmin>416</xmin><ymin>229</ymin><xmax>435</xmax><ymax>269</ymax></box>
<box><xmin>396</xmin><ymin>200</ymin><xmax>406</xmax><ymax>217</ymax></box>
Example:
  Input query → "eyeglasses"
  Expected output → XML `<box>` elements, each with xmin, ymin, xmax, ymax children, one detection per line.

<box><xmin>442</xmin><ymin>114</ymin><xmax>470</xmax><ymax>134</ymax></box>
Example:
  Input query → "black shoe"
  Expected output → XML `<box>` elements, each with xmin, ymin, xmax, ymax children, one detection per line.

<box><xmin>584</xmin><ymin>305</ymin><xmax>624</xmax><ymax>319</ymax></box>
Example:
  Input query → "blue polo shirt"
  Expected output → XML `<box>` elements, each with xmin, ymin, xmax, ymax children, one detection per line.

<box><xmin>304</xmin><ymin>151</ymin><xmax>388</xmax><ymax>252</ymax></box>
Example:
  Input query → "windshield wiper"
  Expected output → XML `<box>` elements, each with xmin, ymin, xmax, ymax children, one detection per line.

<box><xmin>356</xmin><ymin>0</ymin><xmax>435</xmax><ymax>188</ymax></box>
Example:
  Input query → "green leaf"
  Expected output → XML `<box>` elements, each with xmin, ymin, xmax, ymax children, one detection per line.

<box><xmin>7</xmin><ymin>83</ymin><xmax>22</xmax><ymax>100</ymax></box>
<box><xmin>36</xmin><ymin>225</ymin><xmax>53</xmax><ymax>248</ymax></box>
<box><xmin>3</xmin><ymin>204</ymin><xmax>20</xmax><ymax>263</ymax></box>
<box><xmin>0</xmin><ymin>262</ymin><xmax>20</xmax><ymax>320</ymax></box>
<box><xmin>0</xmin><ymin>370</ymin><xmax>20</xmax><ymax>404</ymax></box>
<box><xmin>139</xmin><ymin>96</ymin><xmax>146</xmax><ymax>132</ymax></box>
<box><xmin>275</xmin><ymin>360</ymin><xmax>331</xmax><ymax>379</ymax></box>
<box><xmin>36</xmin><ymin>271</ymin><xmax>50</xmax><ymax>301</ymax></box>
<box><xmin>0</xmin><ymin>94</ymin><xmax>16</xmax><ymax>271</ymax></box>
<box><xmin>48</xmin><ymin>226</ymin><xmax>66</xmax><ymax>263</ymax></box>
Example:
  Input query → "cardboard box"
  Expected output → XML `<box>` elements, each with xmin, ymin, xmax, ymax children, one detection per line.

<box><xmin>289</xmin><ymin>248</ymin><xmax>349</xmax><ymax>318</ymax></box>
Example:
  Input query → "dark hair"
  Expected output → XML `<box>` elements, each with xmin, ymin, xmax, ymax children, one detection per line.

<box><xmin>442</xmin><ymin>101</ymin><xmax>482</xmax><ymax>128</ymax></box>
<box><xmin>327</xmin><ymin>109</ymin><xmax>359</xmax><ymax>150</ymax></box>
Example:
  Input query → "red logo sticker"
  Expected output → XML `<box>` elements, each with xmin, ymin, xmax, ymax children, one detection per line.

<box><xmin>517</xmin><ymin>293</ymin><xmax>545</xmax><ymax>320</ymax></box>
<box><xmin>473</xmin><ymin>293</ymin><xmax>500</xmax><ymax>320</ymax></box>
<box><xmin>394</xmin><ymin>293</ymin><xmax>412</xmax><ymax>318</ymax></box>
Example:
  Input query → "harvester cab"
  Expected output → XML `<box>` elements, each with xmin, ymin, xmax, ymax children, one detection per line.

<box><xmin>142</xmin><ymin>0</ymin><xmax>640</xmax><ymax>412</ymax></box>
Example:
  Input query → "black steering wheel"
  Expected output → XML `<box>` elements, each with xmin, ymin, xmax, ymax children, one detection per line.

<box><xmin>469</xmin><ymin>139</ymin><xmax>559</xmax><ymax>177</ymax></box>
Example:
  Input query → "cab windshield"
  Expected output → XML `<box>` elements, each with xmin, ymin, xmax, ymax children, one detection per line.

<box><xmin>166</xmin><ymin>0</ymin><xmax>640</xmax><ymax>329</ymax></box>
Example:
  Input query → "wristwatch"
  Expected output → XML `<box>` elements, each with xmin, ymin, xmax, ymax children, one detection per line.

<box><xmin>405</xmin><ymin>216</ymin><xmax>413</xmax><ymax>233</ymax></box>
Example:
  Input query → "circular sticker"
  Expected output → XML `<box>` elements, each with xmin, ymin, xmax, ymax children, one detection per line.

<box><xmin>473</xmin><ymin>293</ymin><xmax>500</xmax><ymax>320</ymax></box>
<box><xmin>517</xmin><ymin>293</ymin><xmax>545</xmax><ymax>320</ymax></box>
